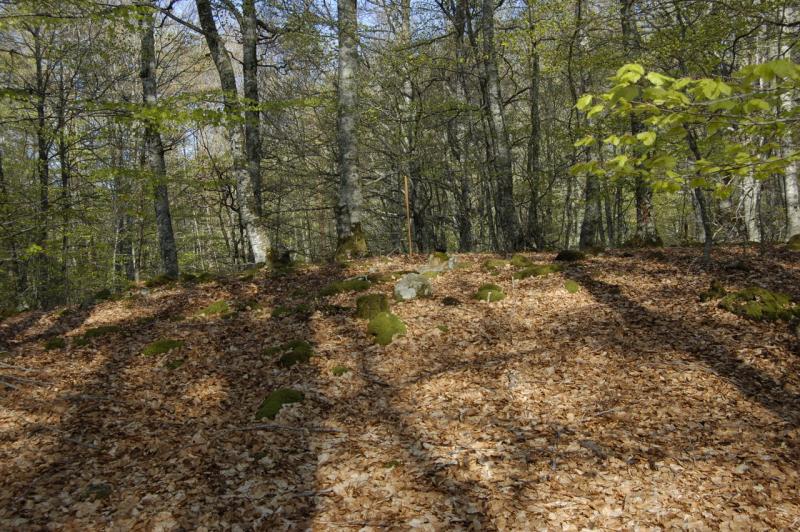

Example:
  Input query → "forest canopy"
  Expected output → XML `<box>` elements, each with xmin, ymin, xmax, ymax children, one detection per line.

<box><xmin>1</xmin><ymin>0</ymin><xmax>799</xmax><ymax>310</ymax></box>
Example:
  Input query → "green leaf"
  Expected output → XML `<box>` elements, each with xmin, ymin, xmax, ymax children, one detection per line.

<box><xmin>576</xmin><ymin>94</ymin><xmax>593</xmax><ymax>111</ymax></box>
<box><xmin>636</xmin><ymin>131</ymin><xmax>657</xmax><ymax>146</ymax></box>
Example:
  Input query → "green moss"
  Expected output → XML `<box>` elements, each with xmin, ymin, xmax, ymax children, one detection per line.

<box><xmin>437</xmin><ymin>324</ymin><xmax>449</xmax><ymax>333</ymax></box>
<box><xmin>75</xmin><ymin>325</ymin><xmax>122</xmax><ymax>345</ymax></box>
<box><xmin>564</xmin><ymin>280</ymin><xmax>581</xmax><ymax>293</ymax></box>
<box><xmin>198</xmin><ymin>300</ymin><xmax>230</xmax><ymax>316</ymax></box>
<box><xmin>271</xmin><ymin>303</ymin><xmax>312</xmax><ymax>319</ymax></box>
<box><xmin>256</xmin><ymin>388</ymin><xmax>305</xmax><ymax>419</ymax></box>
<box><xmin>264</xmin><ymin>340</ymin><xmax>314</xmax><ymax>368</ymax></box>
<box><xmin>164</xmin><ymin>358</ymin><xmax>185</xmax><ymax>370</ymax></box>
<box><xmin>554</xmin><ymin>249</ymin><xmax>586</xmax><ymax>262</ymax></box>
<box><xmin>513</xmin><ymin>264</ymin><xmax>562</xmax><ymax>279</ymax></box>
<box><xmin>383</xmin><ymin>460</ymin><xmax>402</xmax><ymax>469</ymax></box>
<box><xmin>700</xmin><ymin>280</ymin><xmax>727</xmax><ymax>302</ymax></box>
<box><xmin>474</xmin><ymin>283</ymin><xmax>505</xmax><ymax>302</ymax></box>
<box><xmin>367</xmin><ymin>312</ymin><xmax>407</xmax><ymax>345</ymax></box>
<box><xmin>429</xmin><ymin>251</ymin><xmax>450</xmax><ymax>266</ymax></box>
<box><xmin>510</xmin><ymin>254</ymin><xmax>533</xmax><ymax>268</ymax></box>
<box><xmin>145</xmin><ymin>275</ymin><xmax>176</xmax><ymax>288</ymax></box>
<box><xmin>367</xmin><ymin>271</ymin><xmax>403</xmax><ymax>284</ymax></box>
<box><xmin>331</xmin><ymin>365</ymin><xmax>350</xmax><ymax>376</ymax></box>
<box><xmin>355</xmin><ymin>293</ymin><xmax>390</xmax><ymax>320</ymax></box>
<box><xmin>142</xmin><ymin>339</ymin><xmax>184</xmax><ymax>356</ymax></box>
<box><xmin>421</xmin><ymin>270</ymin><xmax>441</xmax><ymax>279</ymax></box>
<box><xmin>43</xmin><ymin>337</ymin><xmax>66</xmax><ymax>350</ymax></box>
<box><xmin>320</xmin><ymin>278</ymin><xmax>371</xmax><ymax>296</ymax></box>
<box><xmin>483</xmin><ymin>258</ymin><xmax>509</xmax><ymax>272</ymax></box>
<box><xmin>787</xmin><ymin>234</ymin><xmax>800</xmax><ymax>251</ymax></box>
<box><xmin>719</xmin><ymin>287</ymin><xmax>799</xmax><ymax>321</ymax></box>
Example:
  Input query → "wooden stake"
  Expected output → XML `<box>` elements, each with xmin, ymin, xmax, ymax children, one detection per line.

<box><xmin>403</xmin><ymin>175</ymin><xmax>413</xmax><ymax>255</ymax></box>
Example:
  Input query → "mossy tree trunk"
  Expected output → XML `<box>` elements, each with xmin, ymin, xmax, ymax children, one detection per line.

<box><xmin>335</xmin><ymin>0</ymin><xmax>367</xmax><ymax>260</ymax></box>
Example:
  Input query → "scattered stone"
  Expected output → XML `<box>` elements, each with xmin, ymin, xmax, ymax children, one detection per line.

<box><xmin>474</xmin><ymin>283</ymin><xmax>505</xmax><ymax>302</ymax></box>
<box><xmin>564</xmin><ymin>280</ymin><xmax>581</xmax><ymax>293</ymax></box>
<box><xmin>331</xmin><ymin>365</ymin><xmax>350</xmax><ymax>376</ymax></box>
<box><xmin>355</xmin><ymin>293</ymin><xmax>390</xmax><ymax>320</ymax></box>
<box><xmin>142</xmin><ymin>339</ymin><xmax>184</xmax><ymax>356</ymax></box>
<box><xmin>788</xmin><ymin>234</ymin><xmax>800</xmax><ymax>251</ymax></box>
<box><xmin>554</xmin><ymin>249</ymin><xmax>585</xmax><ymax>262</ymax></box>
<box><xmin>719</xmin><ymin>287</ymin><xmax>799</xmax><ymax>321</ymax></box>
<box><xmin>43</xmin><ymin>337</ymin><xmax>66</xmax><ymax>350</ymax></box>
<box><xmin>320</xmin><ymin>278</ymin><xmax>372</xmax><ymax>296</ymax></box>
<box><xmin>441</xmin><ymin>296</ymin><xmax>461</xmax><ymax>306</ymax></box>
<box><xmin>699</xmin><ymin>280</ymin><xmax>726</xmax><ymax>301</ymax></box>
<box><xmin>256</xmin><ymin>388</ymin><xmax>305</xmax><ymax>419</ymax></box>
<box><xmin>264</xmin><ymin>340</ymin><xmax>314</xmax><ymax>368</ymax></box>
<box><xmin>367</xmin><ymin>271</ymin><xmax>404</xmax><ymax>284</ymax></box>
<box><xmin>394</xmin><ymin>273</ymin><xmax>432</xmax><ymax>301</ymax></box>
<box><xmin>513</xmin><ymin>264</ymin><xmax>562</xmax><ymax>279</ymax></box>
<box><xmin>367</xmin><ymin>312</ymin><xmax>407</xmax><ymax>345</ymax></box>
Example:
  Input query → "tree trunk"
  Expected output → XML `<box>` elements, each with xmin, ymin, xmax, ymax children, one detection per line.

<box><xmin>620</xmin><ymin>0</ymin><xmax>660</xmax><ymax>246</ymax></box>
<box><xmin>481</xmin><ymin>0</ymin><xmax>519</xmax><ymax>251</ymax></box>
<box><xmin>335</xmin><ymin>0</ymin><xmax>366</xmax><ymax>260</ymax></box>
<box><xmin>525</xmin><ymin>33</ymin><xmax>542</xmax><ymax>249</ymax></box>
<box><xmin>741</xmin><ymin>173</ymin><xmax>761</xmax><ymax>242</ymax></box>
<box><xmin>242</xmin><ymin>0</ymin><xmax>263</xmax><ymax>217</ymax></box>
<box><xmin>140</xmin><ymin>3</ymin><xmax>179</xmax><ymax>278</ymax></box>
<box><xmin>195</xmin><ymin>0</ymin><xmax>269</xmax><ymax>263</ymax></box>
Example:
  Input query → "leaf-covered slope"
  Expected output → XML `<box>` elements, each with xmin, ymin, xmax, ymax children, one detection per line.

<box><xmin>1</xmin><ymin>248</ymin><xmax>799</xmax><ymax>529</ymax></box>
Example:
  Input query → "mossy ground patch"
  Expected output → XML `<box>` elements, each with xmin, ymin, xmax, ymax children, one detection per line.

<box><xmin>564</xmin><ymin>279</ymin><xmax>581</xmax><ymax>293</ymax></box>
<box><xmin>142</xmin><ymin>339</ymin><xmax>184</xmax><ymax>356</ymax></box>
<box><xmin>198</xmin><ymin>300</ymin><xmax>230</xmax><ymax>316</ymax></box>
<box><xmin>320</xmin><ymin>278</ymin><xmax>371</xmax><ymax>296</ymax></box>
<box><xmin>474</xmin><ymin>283</ymin><xmax>505</xmax><ymax>302</ymax></box>
<box><xmin>513</xmin><ymin>264</ymin><xmax>562</xmax><ymax>279</ymax></box>
<box><xmin>43</xmin><ymin>337</ymin><xmax>66</xmax><ymax>350</ymax></box>
<box><xmin>264</xmin><ymin>340</ymin><xmax>314</xmax><ymax>368</ymax></box>
<box><xmin>719</xmin><ymin>287</ymin><xmax>799</xmax><ymax>321</ymax></box>
<box><xmin>256</xmin><ymin>388</ymin><xmax>305</xmax><ymax>419</ymax></box>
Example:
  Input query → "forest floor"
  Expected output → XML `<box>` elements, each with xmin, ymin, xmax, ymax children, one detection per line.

<box><xmin>1</xmin><ymin>247</ymin><xmax>800</xmax><ymax>530</ymax></box>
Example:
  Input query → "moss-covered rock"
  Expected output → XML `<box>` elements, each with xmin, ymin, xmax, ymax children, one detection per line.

<box><xmin>699</xmin><ymin>280</ymin><xmax>727</xmax><ymax>302</ymax></box>
<box><xmin>355</xmin><ymin>293</ymin><xmax>390</xmax><ymax>320</ymax></box>
<box><xmin>367</xmin><ymin>271</ymin><xmax>405</xmax><ymax>284</ymax></box>
<box><xmin>564</xmin><ymin>280</ymin><xmax>581</xmax><ymax>293</ymax></box>
<box><xmin>510</xmin><ymin>254</ymin><xmax>533</xmax><ymax>268</ymax></box>
<box><xmin>483</xmin><ymin>258</ymin><xmax>509</xmax><ymax>272</ymax></box>
<box><xmin>265</xmin><ymin>340</ymin><xmax>314</xmax><ymax>368</ymax></box>
<box><xmin>787</xmin><ymin>234</ymin><xmax>800</xmax><ymax>251</ymax></box>
<box><xmin>554</xmin><ymin>249</ymin><xmax>585</xmax><ymax>262</ymax></box>
<box><xmin>331</xmin><ymin>365</ymin><xmax>350</xmax><ymax>376</ymax></box>
<box><xmin>719</xmin><ymin>287</ymin><xmax>799</xmax><ymax>321</ymax></box>
<box><xmin>513</xmin><ymin>264</ymin><xmax>562</xmax><ymax>279</ymax></box>
<box><xmin>43</xmin><ymin>337</ymin><xmax>66</xmax><ymax>350</ymax></box>
<box><xmin>143</xmin><ymin>339</ymin><xmax>184</xmax><ymax>356</ymax></box>
<box><xmin>256</xmin><ymin>388</ymin><xmax>305</xmax><ymax>419</ymax></box>
<box><xmin>474</xmin><ymin>283</ymin><xmax>506</xmax><ymax>302</ymax></box>
<box><xmin>394</xmin><ymin>273</ymin><xmax>433</xmax><ymax>301</ymax></box>
<box><xmin>320</xmin><ymin>278</ymin><xmax>372</xmax><ymax>296</ymax></box>
<box><xmin>198</xmin><ymin>300</ymin><xmax>230</xmax><ymax>316</ymax></box>
<box><xmin>367</xmin><ymin>312</ymin><xmax>407</xmax><ymax>345</ymax></box>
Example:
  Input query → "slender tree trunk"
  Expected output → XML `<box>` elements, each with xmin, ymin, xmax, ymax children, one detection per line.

<box><xmin>196</xmin><ymin>0</ymin><xmax>269</xmax><ymax>263</ymax></box>
<box><xmin>741</xmin><ymin>174</ymin><xmax>761</xmax><ymax>242</ymax></box>
<box><xmin>140</xmin><ymin>3</ymin><xmax>179</xmax><ymax>278</ymax></box>
<box><xmin>335</xmin><ymin>0</ymin><xmax>366</xmax><ymax>259</ymax></box>
<box><xmin>242</xmin><ymin>0</ymin><xmax>263</xmax><ymax>217</ymax></box>
<box><xmin>525</xmin><ymin>37</ymin><xmax>542</xmax><ymax>249</ymax></box>
<box><xmin>620</xmin><ymin>0</ymin><xmax>660</xmax><ymax>246</ymax></box>
<box><xmin>481</xmin><ymin>0</ymin><xmax>519</xmax><ymax>251</ymax></box>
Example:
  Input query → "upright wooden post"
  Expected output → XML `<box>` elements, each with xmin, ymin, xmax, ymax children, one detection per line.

<box><xmin>403</xmin><ymin>175</ymin><xmax>412</xmax><ymax>255</ymax></box>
